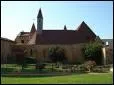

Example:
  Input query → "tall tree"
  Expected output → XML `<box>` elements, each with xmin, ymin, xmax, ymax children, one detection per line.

<box><xmin>82</xmin><ymin>42</ymin><xmax>103</xmax><ymax>65</ymax></box>
<box><xmin>48</xmin><ymin>46</ymin><xmax>66</xmax><ymax>63</ymax></box>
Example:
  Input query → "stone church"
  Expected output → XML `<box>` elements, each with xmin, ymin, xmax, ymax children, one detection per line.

<box><xmin>1</xmin><ymin>8</ymin><xmax>103</xmax><ymax>64</ymax></box>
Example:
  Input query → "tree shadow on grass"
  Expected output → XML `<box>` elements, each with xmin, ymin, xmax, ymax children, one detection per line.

<box><xmin>1</xmin><ymin>72</ymin><xmax>88</xmax><ymax>78</ymax></box>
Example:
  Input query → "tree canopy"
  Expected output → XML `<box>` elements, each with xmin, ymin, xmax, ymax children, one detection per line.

<box><xmin>48</xmin><ymin>46</ymin><xmax>66</xmax><ymax>63</ymax></box>
<box><xmin>82</xmin><ymin>42</ymin><xmax>103</xmax><ymax>65</ymax></box>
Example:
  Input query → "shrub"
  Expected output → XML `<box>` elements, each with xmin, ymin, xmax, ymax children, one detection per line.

<box><xmin>84</xmin><ymin>60</ymin><xmax>96</xmax><ymax>72</ymax></box>
<box><xmin>92</xmin><ymin>66</ymin><xmax>110</xmax><ymax>73</ymax></box>
<box><xmin>36</xmin><ymin>63</ymin><xmax>46</xmax><ymax>72</ymax></box>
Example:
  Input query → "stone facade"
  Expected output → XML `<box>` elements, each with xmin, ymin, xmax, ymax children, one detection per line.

<box><xmin>1</xmin><ymin>38</ymin><xmax>15</xmax><ymax>63</ymax></box>
<box><xmin>14</xmin><ymin>43</ymin><xmax>85</xmax><ymax>63</ymax></box>
<box><xmin>105</xmin><ymin>47</ymin><xmax>113</xmax><ymax>64</ymax></box>
<box><xmin>15</xmin><ymin>33</ymin><xmax>31</xmax><ymax>44</ymax></box>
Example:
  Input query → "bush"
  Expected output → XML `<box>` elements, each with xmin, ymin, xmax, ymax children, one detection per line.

<box><xmin>84</xmin><ymin>60</ymin><xmax>96</xmax><ymax>72</ymax></box>
<box><xmin>92</xmin><ymin>66</ymin><xmax>110</xmax><ymax>73</ymax></box>
<box><xmin>36</xmin><ymin>63</ymin><xmax>46</xmax><ymax>72</ymax></box>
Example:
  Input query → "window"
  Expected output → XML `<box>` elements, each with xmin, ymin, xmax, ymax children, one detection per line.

<box><xmin>21</xmin><ymin>40</ymin><xmax>24</xmax><ymax>43</ymax></box>
<box><xmin>30</xmin><ymin>49</ymin><xmax>32</xmax><ymax>56</ymax></box>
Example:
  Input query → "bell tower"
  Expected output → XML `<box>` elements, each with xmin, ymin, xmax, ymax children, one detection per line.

<box><xmin>37</xmin><ymin>8</ymin><xmax>43</xmax><ymax>34</ymax></box>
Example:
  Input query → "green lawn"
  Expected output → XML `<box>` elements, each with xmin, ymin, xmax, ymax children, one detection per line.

<box><xmin>1</xmin><ymin>72</ymin><xmax>113</xmax><ymax>84</ymax></box>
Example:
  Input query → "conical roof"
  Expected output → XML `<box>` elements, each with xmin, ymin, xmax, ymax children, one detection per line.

<box><xmin>37</xmin><ymin>8</ymin><xmax>43</xmax><ymax>18</ymax></box>
<box><xmin>30</xmin><ymin>23</ymin><xmax>36</xmax><ymax>33</ymax></box>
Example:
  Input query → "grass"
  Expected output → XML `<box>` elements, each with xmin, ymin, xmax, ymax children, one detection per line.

<box><xmin>1</xmin><ymin>72</ymin><xmax>113</xmax><ymax>84</ymax></box>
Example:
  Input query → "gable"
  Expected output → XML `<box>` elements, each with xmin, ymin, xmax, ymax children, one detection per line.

<box><xmin>77</xmin><ymin>21</ymin><xmax>96</xmax><ymax>40</ymax></box>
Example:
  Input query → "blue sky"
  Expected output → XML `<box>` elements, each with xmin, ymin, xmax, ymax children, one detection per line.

<box><xmin>1</xmin><ymin>1</ymin><xmax>113</xmax><ymax>40</ymax></box>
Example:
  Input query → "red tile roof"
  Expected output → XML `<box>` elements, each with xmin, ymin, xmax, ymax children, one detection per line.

<box><xmin>17</xmin><ymin>21</ymin><xmax>97</xmax><ymax>45</ymax></box>
<box><xmin>34</xmin><ymin>21</ymin><xmax>96</xmax><ymax>45</ymax></box>
<box><xmin>77</xmin><ymin>21</ymin><xmax>96</xmax><ymax>37</ymax></box>
<box><xmin>35</xmin><ymin>31</ymin><xmax>95</xmax><ymax>45</ymax></box>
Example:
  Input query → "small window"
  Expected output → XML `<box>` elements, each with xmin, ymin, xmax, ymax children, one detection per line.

<box><xmin>30</xmin><ymin>49</ymin><xmax>32</xmax><ymax>56</ymax></box>
<box><xmin>21</xmin><ymin>40</ymin><xmax>24</xmax><ymax>43</ymax></box>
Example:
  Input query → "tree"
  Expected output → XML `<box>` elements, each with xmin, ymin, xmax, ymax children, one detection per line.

<box><xmin>48</xmin><ymin>46</ymin><xmax>67</xmax><ymax>71</ymax></box>
<box><xmin>48</xmin><ymin>46</ymin><xmax>66</xmax><ymax>63</ymax></box>
<box><xmin>82</xmin><ymin>42</ymin><xmax>103</xmax><ymax>65</ymax></box>
<box><xmin>16</xmin><ymin>56</ymin><xmax>27</xmax><ymax>71</ymax></box>
<box><xmin>36</xmin><ymin>62</ymin><xmax>46</xmax><ymax>72</ymax></box>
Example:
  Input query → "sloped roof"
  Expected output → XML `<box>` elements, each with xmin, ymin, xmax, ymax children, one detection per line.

<box><xmin>27</xmin><ymin>32</ymin><xmax>37</xmax><ymax>45</ymax></box>
<box><xmin>77</xmin><ymin>21</ymin><xmax>96</xmax><ymax>37</ymax></box>
<box><xmin>35</xmin><ymin>30</ymin><xmax>84</xmax><ymax>44</ymax></box>
<box><xmin>30</xmin><ymin>23</ymin><xmax>36</xmax><ymax>33</ymax></box>
<box><xmin>17</xmin><ymin>32</ymin><xmax>30</xmax><ymax>36</ymax></box>
<box><xmin>27</xmin><ymin>21</ymin><xmax>97</xmax><ymax>45</ymax></box>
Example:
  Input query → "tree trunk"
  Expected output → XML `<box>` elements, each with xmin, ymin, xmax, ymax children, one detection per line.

<box><xmin>52</xmin><ymin>64</ymin><xmax>54</xmax><ymax>72</ymax></box>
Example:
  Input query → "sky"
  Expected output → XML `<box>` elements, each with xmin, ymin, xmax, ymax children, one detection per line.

<box><xmin>1</xmin><ymin>1</ymin><xmax>113</xmax><ymax>40</ymax></box>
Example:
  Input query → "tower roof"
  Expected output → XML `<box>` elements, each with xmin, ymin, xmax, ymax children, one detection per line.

<box><xmin>30</xmin><ymin>23</ymin><xmax>36</xmax><ymax>33</ymax></box>
<box><xmin>37</xmin><ymin>8</ymin><xmax>43</xmax><ymax>18</ymax></box>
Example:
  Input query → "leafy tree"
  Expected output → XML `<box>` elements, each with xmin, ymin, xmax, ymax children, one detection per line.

<box><xmin>48</xmin><ymin>46</ymin><xmax>66</xmax><ymax>63</ymax></box>
<box><xmin>82</xmin><ymin>42</ymin><xmax>103</xmax><ymax>65</ymax></box>
<box><xmin>48</xmin><ymin>46</ymin><xmax>67</xmax><ymax>71</ymax></box>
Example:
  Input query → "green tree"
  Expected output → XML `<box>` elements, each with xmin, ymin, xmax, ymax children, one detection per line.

<box><xmin>48</xmin><ymin>46</ymin><xmax>66</xmax><ymax>63</ymax></box>
<box><xmin>82</xmin><ymin>42</ymin><xmax>103</xmax><ymax>65</ymax></box>
<box><xmin>48</xmin><ymin>46</ymin><xmax>67</xmax><ymax>71</ymax></box>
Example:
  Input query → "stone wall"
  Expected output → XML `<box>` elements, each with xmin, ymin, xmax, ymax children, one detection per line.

<box><xmin>15</xmin><ymin>35</ymin><xmax>30</xmax><ymax>44</ymax></box>
<box><xmin>24</xmin><ymin>43</ymin><xmax>85</xmax><ymax>63</ymax></box>
<box><xmin>106</xmin><ymin>47</ymin><xmax>113</xmax><ymax>64</ymax></box>
<box><xmin>1</xmin><ymin>39</ymin><xmax>15</xmax><ymax>63</ymax></box>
